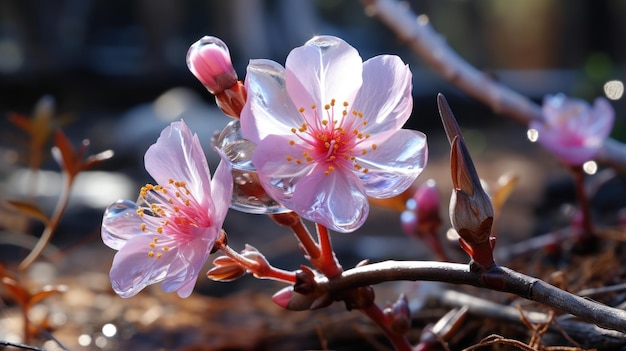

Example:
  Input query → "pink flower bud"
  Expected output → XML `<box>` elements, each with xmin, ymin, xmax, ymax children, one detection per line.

<box><xmin>186</xmin><ymin>36</ymin><xmax>238</xmax><ymax>95</ymax></box>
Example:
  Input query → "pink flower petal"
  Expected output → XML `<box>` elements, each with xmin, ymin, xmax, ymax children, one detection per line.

<box><xmin>352</xmin><ymin>55</ymin><xmax>413</xmax><ymax>138</ymax></box>
<box><xmin>144</xmin><ymin>120</ymin><xmax>212</xmax><ymax>208</ymax></box>
<box><xmin>252</xmin><ymin>134</ymin><xmax>316</xmax><ymax>204</ymax></box>
<box><xmin>291</xmin><ymin>166</ymin><xmax>368</xmax><ymax>233</ymax></box>
<box><xmin>241</xmin><ymin>59</ymin><xmax>302</xmax><ymax>143</ymax></box>
<box><xmin>285</xmin><ymin>36</ymin><xmax>362</xmax><ymax>115</ymax></box>
<box><xmin>589</xmin><ymin>97</ymin><xmax>615</xmax><ymax>137</ymax></box>
<box><xmin>109</xmin><ymin>235</ymin><xmax>179</xmax><ymax>298</ymax></box>
<box><xmin>211</xmin><ymin>156</ymin><xmax>234</xmax><ymax>226</ymax></box>
<box><xmin>357</xmin><ymin>129</ymin><xmax>428</xmax><ymax>198</ymax></box>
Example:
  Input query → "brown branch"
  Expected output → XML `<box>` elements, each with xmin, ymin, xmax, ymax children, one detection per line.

<box><xmin>360</xmin><ymin>0</ymin><xmax>626</xmax><ymax>172</ymax></box>
<box><xmin>315</xmin><ymin>260</ymin><xmax>626</xmax><ymax>334</ymax></box>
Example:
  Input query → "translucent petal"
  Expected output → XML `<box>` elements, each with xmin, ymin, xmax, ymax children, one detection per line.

<box><xmin>159</xmin><ymin>239</ymin><xmax>207</xmax><ymax>297</ymax></box>
<box><xmin>217</xmin><ymin>120</ymin><xmax>291</xmax><ymax>214</ymax></box>
<box><xmin>291</xmin><ymin>166</ymin><xmax>368</xmax><ymax>233</ymax></box>
<box><xmin>101</xmin><ymin>200</ymin><xmax>144</xmax><ymax>250</ymax></box>
<box><xmin>210</xmin><ymin>158</ymin><xmax>234</xmax><ymax>222</ymax></box>
<box><xmin>241</xmin><ymin>59</ymin><xmax>302</xmax><ymax>143</ymax></box>
<box><xmin>109</xmin><ymin>235</ymin><xmax>178</xmax><ymax>298</ymax></box>
<box><xmin>144</xmin><ymin>120</ymin><xmax>212</xmax><ymax>208</ymax></box>
<box><xmin>357</xmin><ymin>129</ymin><xmax>428</xmax><ymax>198</ymax></box>
<box><xmin>352</xmin><ymin>55</ymin><xmax>413</xmax><ymax>137</ymax></box>
<box><xmin>251</xmin><ymin>134</ymin><xmax>315</xmax><ymax>208</ymax></box>
<box><xmin>588</xmin><ymin>97</ymin><xmax>615</xmax><ymax>137</ymax></box>
<box><xmin>285</xmin><ymin>36</ymin><xmax>362</xmax><ymax>112</ymax></box>
<box><xmin>533</xmin><ymin>123</ymin><xmax>600</xmax><ymax>165</ymax></box>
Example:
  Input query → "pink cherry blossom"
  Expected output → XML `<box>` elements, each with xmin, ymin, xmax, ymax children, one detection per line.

<box><xmin>101</xmin><ymin>120</ymin><xmax>232</xmax><ymax>298</ymax></box>
<box><xmin>240</xmin><ymin>36</ymin><xmax>428</xmax><ymax>232</ymax></box>
<box><xmin>530</xmin><ymin>94</ymin><xmax>614</xmax><ymax>166</ymax></box>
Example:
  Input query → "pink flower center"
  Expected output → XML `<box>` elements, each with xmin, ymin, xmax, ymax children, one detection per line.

<box><xmin>285</xmin><ymin>99</ymin><xmax>378</xmax><ymax>175</ymax></box>
<box><xmin>135</xmin><ymin>179</ymin><xmax>209</xmax><ymax>259</ymax></box>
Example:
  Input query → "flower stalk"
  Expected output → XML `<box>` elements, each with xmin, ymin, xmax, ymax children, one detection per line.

<box><xmin>213</xmin><ymin>232</ymin><xmax>297</xmax><ymax>284</ymax></box>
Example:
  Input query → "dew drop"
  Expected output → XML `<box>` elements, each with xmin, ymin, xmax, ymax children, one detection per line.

<box><xmin>103</xmin><ymin>200</ymin><xmax>139</xmax><ymax>219</ymax></box>
<box><xmin>309</xmin><ymin>36</ymin><xmax>341</xmax><ymax>51</ymax></box>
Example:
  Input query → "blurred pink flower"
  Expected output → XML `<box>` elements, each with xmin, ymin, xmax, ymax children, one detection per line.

<box><xmin>531</xmin><ymin>94</ymin><xmax>614</xmax><ymax>166</ymax></box>
<box><xmin>401</xmin><ymin>179</ymin><xmax>441</xmax><ymax>238</ymax></box>
<box><xmin>186</xmin><ymin>36</ymin><xmax>238</xmax><ymax>95</ymax></box>
<box><xmin>101</xmin><ymin>120</ymin><xmax>232</xmax><ymax>298</ymax></box>
<box><xmin>241</xmin><ymin>35</ymin><xmax>427</xmax><ymax>232</ymax></box>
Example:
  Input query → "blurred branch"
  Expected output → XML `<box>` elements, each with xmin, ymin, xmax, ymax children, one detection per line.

<box><xmin>360</xmin><ymin>0</ymin><xmax>626</xmax><ymax>172</ymax></box>
<box><xmin>433</xmin><ymin>289</ymin><xmax>626</xmax><ymax>349</ymax></box>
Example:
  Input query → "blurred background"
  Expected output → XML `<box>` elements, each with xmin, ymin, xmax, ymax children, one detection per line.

<box><xmin>1</xmin><ymin>0</ymin><xmax>625</xmax><ymax>115</ymax></box>
<box><xmin>1</xmin><ymin>0</ymin><xmax>626</xmax><ymax>349</ymax></box>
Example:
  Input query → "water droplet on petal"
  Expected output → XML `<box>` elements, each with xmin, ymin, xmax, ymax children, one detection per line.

<box><xmin>102</xmin><ymin>199</ymin><xmax>142</xmax><ymax>250</ymax></box>
<box><xmin>308</xmin><ymin>36</ymin><xmax>342</xmax><ymax>51</ymax></box>
<box><xmin>104</xmin><ymin>199</ymin><xmax>139</xmax><ymax>219</ymax></box>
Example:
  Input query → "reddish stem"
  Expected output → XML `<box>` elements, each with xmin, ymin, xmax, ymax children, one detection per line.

<box><xmin>19</xmin><ymin>173</ymin><xmax>74</xmax><ymax>273</ymax></box>
<box><xmin>315</xmin><ymin>223</ymin><xmax>343</xmax><ymax>278</ymax></box>
<box><xmin>571</xmin><ymin>165</ymin><xmax>594</xmax><ymax>238</ymax></box>
<box><xmin>360</xmin><ymin>303</ymin><xmax>413</xmax><ymax>351</ymax></box>
<box><xmin>422</xmin><ymin>230</ymin><xmax>449</xmax><ymax>262</ymax></box>
<box><xmin>290</xmin><ymin>218</ymin><xmax>321</xmax><ymax>260</ymax></box>
<box><xmin>217</xmin><ymin>243</ymin><xmax>297</xmax><ymax>284</ymax></box>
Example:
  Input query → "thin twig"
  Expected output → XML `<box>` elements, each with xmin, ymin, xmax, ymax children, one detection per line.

<box><xmin>359</xmin><ymin>0</ymin><xmax>626</xmax><ymax>172</ymax></box>
<box><xmin>18</xmin><ymin>173</ymin><xmax>73</xmax><ymax>272</ymax></box>
<box><xmin>0</xmin><ymin>341</ymin><xmax>47</xmax><ymax>351</ymax></box>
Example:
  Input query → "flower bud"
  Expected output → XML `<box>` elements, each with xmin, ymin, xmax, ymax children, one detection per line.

<box><xmin>402</xmin><ymin>179</ymin><xmax>442</xmax><ymax>238</ymax></box>
<box><xmin>383</xmin><ymin>294</ymin><xmax>411</xmax><ymax>335</ymax></box>
<box><xmin>449</xmin><ymin>136</ymin><xmax>495</xmax><ymax>269</ymax></box>
<box><xmin>271</xmin><ymin>286</ymin><xmax>333</xmax><ymax>311</ymax></box>
<box><xmin>186</xmin><ymin>36</ymin><xmax>238</xmax><ymax>95</ymax></box>
<box><xmin>207</xmin><ymin>254</ymin><xmax>247</xmax><ymax>282</ymax></box>
<box><xmin>438</xmin><ymin>94</ymin><xmax>495</xmax><ymax>269</ymax></box>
